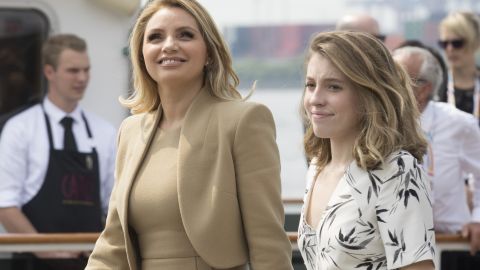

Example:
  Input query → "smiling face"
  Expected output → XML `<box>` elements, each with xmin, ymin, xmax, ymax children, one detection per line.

<box><xmin>142</xmin><ymin>6</ymin><xmax>208</xmax><ymax>90</ymax></box>
<box><xmin>304</xmin><ymin>53</ymin><xmax>362</xmax><ymax>142</ymax></box>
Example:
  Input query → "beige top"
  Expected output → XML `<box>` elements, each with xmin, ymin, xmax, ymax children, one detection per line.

<box><xmin>129</xmin><ymin>127</ymin><xmax>199</xmax><ymax>267</ymax></box>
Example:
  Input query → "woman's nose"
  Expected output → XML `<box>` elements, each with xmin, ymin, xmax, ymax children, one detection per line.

<box><xmin>162</xmin><ymin>36</ymin><xmax>178</xmax><ymax>52</ymax></box>
<box><xmin>309</xmin><ymin>87</ymin><xmax>326</xmax><ymax>106</ymax></box>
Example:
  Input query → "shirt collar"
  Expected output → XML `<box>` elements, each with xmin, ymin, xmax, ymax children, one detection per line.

<box><xmin>43</xmin><ymin>97</ymin><xmax>83</xmax><ymax>126</ymax></box>
<box><xmin>421</xmin><ymin>101</ymin><xmax>433</xmax><ymax>117</ymax></box>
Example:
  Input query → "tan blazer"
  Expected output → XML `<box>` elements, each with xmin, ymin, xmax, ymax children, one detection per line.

<box><xmin>86</xmin><ymin>88</ymin><xmax>293</xmax><ymax>270</ymax></box>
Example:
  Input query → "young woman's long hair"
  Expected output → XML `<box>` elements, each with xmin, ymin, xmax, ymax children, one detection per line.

<box><xmin>302</xmin><ymin>31</ymin><xmax>427</xmax><ymax>170</ymax></box>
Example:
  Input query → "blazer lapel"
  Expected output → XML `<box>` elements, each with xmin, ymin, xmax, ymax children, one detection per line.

<box><xmin>177</xmin><ymin>88</ymin><xmax>215</xmax><ymax>182</ymax></box>
<box><xmin>177</xmin><ymin>88</ymin><xmax>216</xmax><ymax>228</ymax></box>
<box><xmin>117</xmin><ymin>108</ymin><xmax>162</xmax><ymax>226</ymax></box>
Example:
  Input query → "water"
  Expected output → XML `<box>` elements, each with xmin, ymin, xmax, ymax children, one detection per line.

<box><xmin>245</xmin><ymin>88</ymin><xmax>308</xmax><ymax>200</ymax></box>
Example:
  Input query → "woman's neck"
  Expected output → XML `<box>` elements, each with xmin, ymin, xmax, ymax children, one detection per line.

<box><xmin>329</xmin><ymin>138</ymin><xmax>355</xmax><ymax>168</ymax></box>
<box><xmin>452</xmin><ymin>61</ymin><xmax>477</xmax><ymax>85</ymax></box>
<box><xmin>158</xmin><ymin>82</ymin><xmax>203</xmax><ymax>130</ymax></box>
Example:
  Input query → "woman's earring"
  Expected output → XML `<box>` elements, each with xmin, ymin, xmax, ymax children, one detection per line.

<box><xmin>204</xmin><ymin>59</ymin><xmax>211</xmax><ymax>72</ymax></box>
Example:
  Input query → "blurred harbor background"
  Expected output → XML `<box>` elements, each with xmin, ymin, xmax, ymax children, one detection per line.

<box><xmin>200</xmin><ymin>0</ymin><xmax>480</xmax><ymax>199</ymax></box>
<box><xmin>2</xmin><ymin>0</ymin><xmax>480</xmax><ymax>199</ymax></box>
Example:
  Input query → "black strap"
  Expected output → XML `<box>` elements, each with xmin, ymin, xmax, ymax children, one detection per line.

<box><xmin>41</xmin><ymin>105</ymin><xmax>94</xmax><ymax>149</ymax></box>
<box><xmin>41</xmin><ymin>104</ymin><xmax>54</xmax><ymax>149</ymax></box>
<box><xmin>81</xmin><ymin>112</ymin><xmax>93</xmax><ymax>138</ymax></box>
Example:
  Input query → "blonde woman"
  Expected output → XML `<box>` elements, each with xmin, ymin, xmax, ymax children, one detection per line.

<box><xmin>298</xmin><ymin>31</ymin><xmax>435</xmax><ymax>270</ymax></box>
<box><xmin>438</xmin><ymin>11</ymin><xmax>480</xmax><ymax>119</ymax></box>
<box><xmin>85</xmin><ymin>0</ymin><xmax>292</xmax><ymax>269</ymax></box>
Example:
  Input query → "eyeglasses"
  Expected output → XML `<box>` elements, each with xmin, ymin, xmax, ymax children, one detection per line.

<box><xmin>437</xmin><ymin>39</ymin><xmax>465</xmax><ymax>49</ymax></box>
<box><xmin>374</xmin><ymin>34</ymin><xmax>386</xmax><ymax>42</ymax></box>
<box><xmin>412</xmin><ymin>78</ymin><xmax>428</xmax><ymax>87</ymax></box>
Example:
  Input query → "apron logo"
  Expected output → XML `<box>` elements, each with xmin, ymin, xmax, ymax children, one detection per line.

<box><xmin>61</xmin><ymin>174</ymin><xmax>95</xmax><ymax>205</ymax></box>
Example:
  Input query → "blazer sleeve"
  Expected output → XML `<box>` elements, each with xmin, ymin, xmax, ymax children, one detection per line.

<box><xmin>233</xmin><ymin>103</ymin><xmax>293</xmax><ymax>270</ymax></box>
<box><xmin>86</xmin><ymin>122</ymin><xmax>130</xmax><ymax>270</ymax></box>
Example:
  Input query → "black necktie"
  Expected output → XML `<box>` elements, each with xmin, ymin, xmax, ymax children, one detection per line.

<box><xmin>60</xmin><ymin>116</ymin><xmax>77</xmax><ymax>151</ymax></box>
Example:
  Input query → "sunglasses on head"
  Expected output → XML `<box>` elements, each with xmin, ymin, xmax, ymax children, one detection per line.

<box><xmin>438</xmin><ymin>39</ymin><xmax>465</xmax><ymax>49</ymax></box>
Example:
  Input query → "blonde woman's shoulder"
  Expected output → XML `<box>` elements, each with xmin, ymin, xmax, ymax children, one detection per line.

<box><xmin>213</xmin><ymin>98</ymin><xmax>273</xmax><ymax>122</ymax></box>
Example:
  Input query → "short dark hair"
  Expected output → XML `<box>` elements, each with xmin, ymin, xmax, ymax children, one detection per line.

<box><xmin>42</xmin><ymin>34</ymin><xmax>87</xmax><ymax>69</ymax></box>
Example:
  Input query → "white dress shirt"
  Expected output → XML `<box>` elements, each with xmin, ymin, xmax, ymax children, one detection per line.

<box><xmin>0</xmin><ymin>98</ymin><xmax>117</xmax><ymax>215</ymax></box>
<box><xmin>421</xmin><ymin>101</ymin><xmax>480</xmax><ymax>233</ymax></box>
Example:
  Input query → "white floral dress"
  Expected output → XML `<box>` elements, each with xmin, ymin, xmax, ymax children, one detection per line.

<box><xmin>298</xmin><ymin>150</ymin><xmax>436</xmax><ymax>270</ymax></box>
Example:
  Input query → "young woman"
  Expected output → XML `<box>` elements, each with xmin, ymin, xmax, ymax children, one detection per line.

<box><xmin>298</xmin><ymin>31</ymin><xmax>435</xmax><ymax>270</ymax></box>
<box><xmin>85</xmin><ymin>0</ymin><xmax>293</xmax><ymax>269</ymax></box>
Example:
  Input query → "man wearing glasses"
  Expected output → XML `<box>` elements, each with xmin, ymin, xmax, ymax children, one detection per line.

<box><xmin>394</xmin><ymin>45</ymin><xmax>480</xmax><ymax>270</ymax></box>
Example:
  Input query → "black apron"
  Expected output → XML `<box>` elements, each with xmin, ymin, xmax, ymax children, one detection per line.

<box><xmin>12</xmin><ymin>108</ymin><xmax>103</xmax><ymax>270</ymax></box>
<box><xmin>22</xmin><ymin>108</ymin><xmax>102</xmax><ymax>232</ymax></box>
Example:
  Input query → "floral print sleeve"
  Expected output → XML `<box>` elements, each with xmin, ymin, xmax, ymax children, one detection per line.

<box><xmin>376</xmin><ymin>151</ymin><xmax>436</xmax><ymax>269</ymax></box>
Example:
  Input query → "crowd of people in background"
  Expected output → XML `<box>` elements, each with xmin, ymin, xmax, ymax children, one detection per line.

<box><xmin>0</xmin><ymin>0</ymin><xmax>479</xmax><ymax>269</ymax></box>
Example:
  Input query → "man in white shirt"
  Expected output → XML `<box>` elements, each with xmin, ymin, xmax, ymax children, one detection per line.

<box><xmin>0</xmin><ymin>34</ymin><xmax>116</xmax><ymax>264</ymax></box>
<box><xmin>394</xmin><ymin>46</ymin><xmax>480</xmax><ymax>259</ymax></box>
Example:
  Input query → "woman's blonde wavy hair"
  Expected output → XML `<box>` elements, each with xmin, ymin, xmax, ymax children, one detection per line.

<box><xmin>302</xmin><ymin>31</ymin><xmax>427</xmax><ymax>170</ymax></box>
<box><xmin>122</xmin><ymin>0</ymin><xmax>241</xmax><ymax>114</ymax></box>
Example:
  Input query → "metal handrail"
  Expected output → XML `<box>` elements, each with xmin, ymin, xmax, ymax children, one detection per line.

<box><xmin>0</xmin><ymin>233</ymin><xmax>99</xmax><ymax>244</ymax></box>
<box><xmin>0</xmin><ymin>232</ymin><xmax>468</xmax><ymax>246</ymax></box>
<box><xmin>282</xmin><ymin>198</ymin><xmax>303</xmax><ymax>204</ymax></box>
<box><xmin>287</xmin><ymin>231</ymin><xmax>469</xmax><ymax>243</ymax></box>
<box><xmin>0</xmin><ymin>233</ymin><xmax>99</xmax><ymax>253</ymax></box>
<box><xmin>0</xmin><ymin>232</ymin><xmax>471</xmax><ymax>269</ymax></box>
